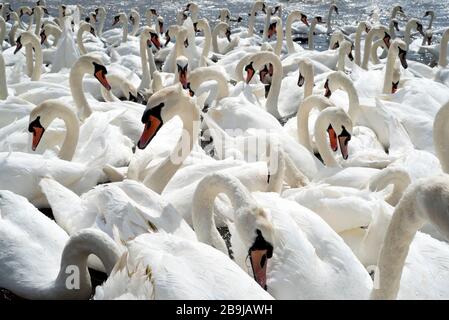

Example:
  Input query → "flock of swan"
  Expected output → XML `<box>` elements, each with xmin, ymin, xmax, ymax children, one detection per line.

<box><xmin>1</xmin><ymin>0</ymin><xmax>449</xmax><ymax>300</ymax></box>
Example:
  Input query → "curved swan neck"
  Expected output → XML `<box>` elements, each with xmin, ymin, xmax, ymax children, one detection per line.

<box><xmin>257</xmin><ymin>53</ymin><xmax>282</xmax><ymax>119</ymax></box>
<box><xmin>371</xmin><ymin>188</ymin><xmax>425</xmax><ymax>300</ymax></box>
<box><xmin>433</xmin><ymin>101</ymin><xmax>449</xmax><ymax>173</ymax></box>
<box><xmin>285</xmin><ymin>11</ymin><xmax>303</xmax><ymax>54</ymax></box>
<box><xmin>47</xmin><ymin>103</ymin><xmax>80</xmax><ymax>161</ymax></box>
<box><xmin>438</xmin><ymin>29</ymin><xmax>449</xmax><ymax>67</ymax></box>
<box><xmin>369</xmin><ymin>167</ymin><xmax>411</xmax><ymax>206</ymax></box>
<box><xmin>77</xmin><ymin>25</ymin><xmax>89</xmax><ymax>55</ymax></box>
<box><xmin>0</xmin><ymin>53</ymin><xmax>8</xmax><ymax>100</ymax></box>
<box><xmin>333</xmin><ymin>73</ymin><xmax>360</xmax><ymax>120</ymax></box>
<box><xmin>23</xmin><ymin>33</ymin><xmax>43</xmax><ymax>81</ymax></box>
<box><xmin>144</xmin><ymin>96</ymin><xmax>200</xmax><ymax>194</ymax></box>
<box><xmin>54</xmin><ymin>229</ymin><xmax>121</xmax><ymax>299</ymax></box>
<box><xmin>362</xmin><ymin>27</ymin><xmax>387</xmax><ymax>70</ymax></box>
<box><xmin>403</xmin><ymin>20</ymin><xmax>417</xmax><ymax>50</ymax></box>
<box><xmin>197</xmin><ymin>19</ymin><xmax>212</xmax><ymax>62</ymax></box>
<box><xmin>298</xmin><ymin>96</ymin><xmax>332</xmax><ymax>152</ymax></box>
<box><xmin>190</xmin><ymin>68</ymin><xmax>229</xmax><ymax>103</ymax></box>
<box><xmin>314</xmin><ymin>109</ymin><xmax>340</xmax><ymax>167</ymax></box>
<box><xmin>212</xmin><ymin>22</ymin><xmax>226</xmax><ymax>54</ymax></box>
<box><xmin>70</xmin><ymin>61</ymin><xmax>92</xmax><ymax>121</ymax></box>
<box><xmin>192</xmin><ymin>173</ymin><xmax>255</xmax><ymax>255</ymax></box>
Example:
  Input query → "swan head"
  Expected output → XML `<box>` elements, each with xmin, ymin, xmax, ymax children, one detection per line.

<box><xmin>324</xmin><ymin>71</ymin><xmax>349</xmax><ymax>98</ymax></box>
<box><xmin>423</xmin><ymin>10</ymin><xmax>434</xmax><ymax>18</ymax></box>
<box><xmin>74</xmin><ymin>55</ymin><xmax>111</xmax><ymax>91</ymax></box>
<box><xmin>14</xmin><ymin>32</ymin><xmax>39</xmax><ymax>54</ymax></box>
<box><xmin>28</xmin><ymin>100</ymin><xmax>76</xmax><ymax>151</ymax></box>
<box><xmin>157</xmin><ymin>16</ymin><xmax>164</xmax><ymax>34</ymax></box>
<box><xmin>330</xmin><ymin>3</ymin><xmax>339</xmax><ymax>15</ymax></box>
<box><xmin>394</xmin><ymin>39</ymin><xmax>408</xmax><ymax>69</ymax></box>
<box><xmin>79</xmin><ymin>21</ymin><xmax>96</xmax><ymax>37</ymax></box>
<box><xmin>146</xmin><ymin>8</ymin><xmax>158</xmax><ymax>19</ymax></box>
<box><xmin>138</xmin><ymin>84</ymin><xmax>186</xmax><ymax>149</ymax></box>
<box><xmin>297</xmin><ymin>58</ymin><xmax>313</xmax><ymax>87</ymax></box>
<box><xmin>319</xmin><ymin>107</ymin><xmax>353</xmax><ymax>160</ymax></box>
<box><xmin>95</xmin><ymin>7</ymin><xmax>106</xmax><ymax>17</ymax></box>
<box><xmin>129</xmin><ymin>9</ymin><xmax>140</xmax><ymax>25</ymax></box>
<box><xmin>329</xmin><ymin>31</ymin><xmax>344</xmax><ymax>50</ymax></box>
<box><xmin>340</xmin><ymin>40</ymin><xmax>354</xmax><ymax>61</ymax></box>
<box><xmin>112</xmin><ymin>13</ymin><xmax>127</xmax><ymax>27</ymax></box>
<box><xmin>141</xmin><ymin>27</ymin><xmax>161</xmax><ymax>50</ymax></box>
<box><xmin>267</xmin><ymin>19</ymin><xmax>278</xmax><ymax>39</ymax></box>
<box><xmin>184</xmin><ymin>2</ymin><xmax>199</xmax><ymax>14</ymax></box>
<box><xmin>236</xmin><ymin>205</ymin><xmax>274</xmax><ymax>291</ymax></box>
<box><xmin>18</xmin><ymin>6</ymin><xmax>32</xmax><ymax>17</ymax></box>
<box><xmin>176</xmin><ymin>56</ymin><xmax>189</xmax><ymax>89</ymax></box>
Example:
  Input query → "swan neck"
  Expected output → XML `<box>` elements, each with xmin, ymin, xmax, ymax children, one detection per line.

<box><xmin>309</xmin><ymin>19</ymin><xmax>317</xmax><ymax>50</ymax></box>
<box><xmin>77</xmin><ymin>28</ymin><xmax>87</xmax><ymax>55</ymax></box>
<box><xmin>139</xmin><ymin>35</ymin><xmax>151</xmax><ymax>91</ymax></box>
<box><xmin>371</xmin><ymin>193</ymin><xmax>424</xmax><ymax>300</ymax></box>
<box><xmin>144</xmin><ymin>97</ymin><xmax>200</xmax><ymax>193</ymax></box>
<box><xmin>433</xmin><ymin>101</ymin><xmax>449</xmax><ymax>173</ymax></box>
<box><xmin>314</xmin><ymin>113</ymin><xmax>339</xmax><ymax>167</ymax></box>
<box><xmin>438</xmin><ymin>31</ymin><xmax>449</xmax><ymax>67</ymax></box>
<box><xmin>122</xmin><ymin>19</ymin><xmax>128</xmax><ymax>43</ymax></box>
<box><xmin>57</xmin><ymin>107</ymin><xmax>79</xmax><ymax>161</ymax></box>
<box><xmin>193</xmin><ymin>174</ymin><xmax>254</xmax><ymax>255</ymax></box>
<box><xmin>298</xmin><ymin>97</ymin><xmax>328</xmax><ymax>152</ymax></box>
<box><xmin>70</xmin><ymin>64</ymin><xmax>92</xmax><ymax>121</ymax></box>
<box><xmin>264</xmin><ymin>55</ymin><xmax>282</xmax><ymax>119</ymax></box>
<box><xmin>29</xmin><ymin>37</ymin><xmax>43</xmax><ymax>81</ymax></box>
<box><xmin>54</xmin><ymin>230</ymin><xmax>121</xmax><ymax>299</ymax></box>
<box><xmin>0</xmin><ymin>54</ymin><xmax>8</xmax><ymax>100</ymax></box>
<box><xmin>383</xmin><ymin>45</ymin><xmax>398</xmax><ymax>94</ymax></box>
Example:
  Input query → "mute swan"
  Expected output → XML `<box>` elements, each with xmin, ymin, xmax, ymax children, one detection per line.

<box><xmin>136</xmin><ymin>84</ymin><xmax>201</xmax><ymax>194</ymax></box>
<box><xmin>192</xmin><ymin>172</ymin><xmax>373</xmax><ymax>299</ymax></box>
<box><xmin>284</xmin><ymin>10</ymin><xmax>308</xmax><ymax>54</ymax></box>
<box><xmin>372</xmin><ymin>175</ymin><xmax>449</xmax><ymax>299</ymax></box>
<box><xmin>94</xmin><ymin>232</ymin><xmax>273</xmax><ymax>300</ymax></box>
<box><xmin>0</xmin><ymin>190</ymin><xmax>121</xmax><ymax>299</ymax></box>
<box><xmin>28</xmin><ymin>100</ymin><xmax>133</xmax><ymax>166</ymax></box>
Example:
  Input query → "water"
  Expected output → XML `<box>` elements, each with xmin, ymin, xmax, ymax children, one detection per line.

<box><xmin>11</xmin><ymin>0</ymin><xmax>449</xmax><ymax>62</ymax></box>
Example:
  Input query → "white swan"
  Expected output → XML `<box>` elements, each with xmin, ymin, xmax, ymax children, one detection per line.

<box><xmin>192</xmin><ymin>172</ymin><xmax>373</xmax><ymax>299</ymax></box>
<box><xmin>94</xmin><ymin>232</ymin><xmax>273</xmax><ymax>300</ymax></box>
<box><xmin>0</xmin><ymin>190</ymin><xmax>121</xmax><ymax>299</ymax></box>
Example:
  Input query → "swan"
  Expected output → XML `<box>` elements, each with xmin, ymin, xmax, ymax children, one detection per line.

<box><xmin>372</xmin><ymin>175</ymin><xmax>449</xmax><ymax>299</ymax></box>
<box><xmin>354</xmin><ymin>21</ymin><xmax>371</xmax><ymax>66</ymax></box>
<box><xmin>324</xmin><ymin>71</ymin><xmax>397</xmax><ymax>152</ymax></box>
<box><xmin>212</xmin><ymin>22</ymin><xmax>238</xmax><ymax>55</ymax></box>
<box><xmin>192</xmin><ymin>172</ymin><xmax>373</xmax><ymax>299</ymax></box>
<box><xmin>284</xmin><ymin>10</ymin><xmax>308</xmax><ymax>54</ymax></box>
<box><xmin>94</xmin><ymin>232</ymin><xmax>273</xmax><ymax>300</ymax></box>
<box><xmin>14</xmin><ymin>31</ymin><xmax>43</xmax><ymax>81</ymax></box>
<box><xmin>361</xmin><ymin>25</ymin><xmax>391</xmax><ymax>70</ymax></box>
<box><xmin>0</xmin><ymin>190</ymin><xmax>121</xmax><ymax>300</ymax></box>
<box><xmin>129</xmin><ymin>9</ymin><xmax>141</xmax><ymax>37</ymax></box>
<box><xmin>94</xmin><ymin>7</ymin><xmax>106</xmax><ymax>37</ymax></box>
<box><xmin>433</xmin><ymin>29</ymin><xmax>449</xmax><ymax>87</ymax></box>
<box><xmin>135</xmin><ymin>84</ymin><xmax>201</xmax><ymax>194</ymax></box>
<box><xmin>28</xmin><ymin>99</ymin><xmax>133</xmax><ymax>166</ymax></box>
<box><xmin>238</xmin><ymin>0</ymin><xmax>265</xmax><ymax>39</ymax></box>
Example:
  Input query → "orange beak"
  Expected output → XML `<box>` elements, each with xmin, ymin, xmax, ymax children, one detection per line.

<box><xmin>327</xmin><ymin>125</ymin><xmax>338</xmax><ymax>152</ymax></box>
<box><xmin>250</xmin><ymin>249</ymin><xmax>269</xmax><ymax>290</ymax></box>
<box><xmin>138</xmin><ymin>115</ymin><xmax>162</xmax><ymax>149</ymax></box>
<box><xmin>95</xmin><ymin>70</ymin><xmax>112</xmax><ymax>91</ymax></box>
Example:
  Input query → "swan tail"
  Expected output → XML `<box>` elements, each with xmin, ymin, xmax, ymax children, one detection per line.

<box><xmin>39</xmin><ymin>178</ymin><xmax>85</xmax><ymax>235</ymax></box>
